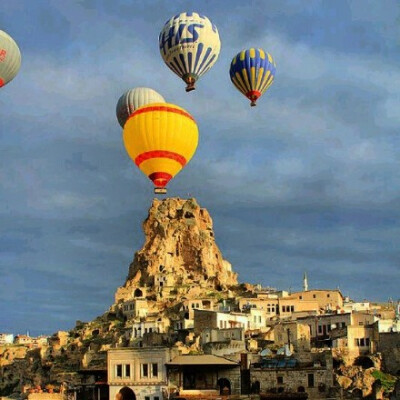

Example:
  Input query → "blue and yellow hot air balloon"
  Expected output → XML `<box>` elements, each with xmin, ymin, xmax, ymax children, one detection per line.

<box><xmin>0</xmin><ymin>30</ymin><xmax>21</xmax><ymax>88</ymax></box>
<box><xmin>123</xmin><ymin>103</ymin><xmax>198</xmax><ymax>194</ymax></box>
<box><xmin>229</xmin><ymin>48</ymin><xmax>276</xmax><ymax>107</ymax></box>
<box><xmin>159</xmin><ymin>12</ymin><xmax>221</xmax><ymax>92</ymax></box>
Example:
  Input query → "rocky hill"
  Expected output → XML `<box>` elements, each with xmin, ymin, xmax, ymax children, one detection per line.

<box><xmin>0</xmin><ymin>198</ymin><xmax>246</xmax><ymax>397</ymax></box>
<box><xmin>1</xmin><ymin>198</ymin><xmax>397</xmax><ymax>399</ymax></box>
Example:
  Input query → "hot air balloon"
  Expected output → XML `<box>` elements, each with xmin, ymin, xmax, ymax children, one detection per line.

<box><xmin>0</xmin><ymin>30</ymin><xmax>21</xmax><ymax>88</ymax></box>
<box><xmin>123</xmin><ymin>103</ymin><xmax>198</xmax><ymax>194</ymax></box>
<box><xmin>229</xmin><ymin>48</ymin><xmax>276</xmax><ymax>107</ymax></box>
<box><xmin>116</xmin><ymin>87</ymin><xmax>166</xmax><ymax>128</ymax></box>
<box><xmin>159</xmin><ymin>12</ymin><xmax>221</xmax><ymax>92</ymax></box>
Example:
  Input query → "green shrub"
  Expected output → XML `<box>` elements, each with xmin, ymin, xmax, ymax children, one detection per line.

<box><xmin>371</xmin><ymin>370</ymin><xmax>397</xmax><ymax>393</ymax></box>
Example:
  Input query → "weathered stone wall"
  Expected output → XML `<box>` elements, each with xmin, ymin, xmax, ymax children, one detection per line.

<box><xmin>193</xmin><ymin>310</ymin><xmax>218</xmax><ymax>334</ymax></box>
<box><xmin>378</xmin><ymin>332</ymin><xmax>400</xmax><ymax>374</ymax></box>
<box><xmin>250</xmin><ymin>366</ymin><xmax>334</xmax><ymax>398</ymax></box>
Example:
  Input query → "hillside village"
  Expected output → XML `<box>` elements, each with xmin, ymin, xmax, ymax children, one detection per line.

<box><xmin>1</xmin><ymin>198</ymin><xmax>399</xmax><ymax>400</ymax></box>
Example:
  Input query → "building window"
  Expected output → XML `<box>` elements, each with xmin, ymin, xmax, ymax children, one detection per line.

<box><xmin>259</xmin><ymin>316</ymin><xmax>261</xmax><ymax>323</ymax></box>
<box><xmin>277</xmin><ymin>376</ymin><xmax>283</xmax><ymax>384</ymax></box>
<box><xmin>318</xmin><ymin>325</ymin><xmax>322</xmax><ymax>334</ymax></box>
<box><xmin>299</xmin><ymin>296</ymin><xmax>302</xmax><ymax>300</ymax></box>
<box><xmin>142</xmin><ymin>363</ymin><xmax>148</xmax><ymax>377</ymax></box>
<box><xmin>145</xmin><ymin>397</ymin><xmax>150</xmax><ymax>400</ymax></box>
<box><xmin>359</xmin><ymin>322</ymin><xmax>364</xmax><ymax>326</ymax></box>
<box><xmin>154</xmin><ymin>397</ymin><xmax>159</xmax><ymax>400</ymax></box>
<box><xmin>290</xmin><ymin>306</ymin><xmax>294</xmax><ymax>312</ymax></box>
<box><xmin>308</xmin><ymin>373</ymin><xmax>315</xmax><ymax>387</ymax></box>
<box><xmin>152</xmin><ymin>363</ymin><xmax>158</xmax><ymax>377</ymax></box>
<box><xmin>327</xmin><ymin>294</ymin><xmax>330</xmax><ymax>298</ymax></box>
<box><xmin>366</xmin><ymin>338</ymin><xmax>370</xmax><ymax>346</ymax></box>
<box><xmin>313</xmin><ymin>294</ymin><xmax>316</xmax><ymax>299</ymax></box>
<box><xmin>116</xmin><ymin>364</ymin><xmax>122</xmax><ymax>378</ymax></box>
<box><xmin>267</xmin><ymin>307</ymin><xmax>271</xmax><ymax>312</ymax></box>
<box><xmin>125</xmin><ymin>364</ymin><xmax>131</xmax><ymax>378</ymax></box>
<box><xmin>360</xmin><ymin>338</ymin><xmax>365</xmax><ymax>346</ymax></box>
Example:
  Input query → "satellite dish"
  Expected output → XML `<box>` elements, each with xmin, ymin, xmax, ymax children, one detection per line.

<box><xmin>260</xmin><ymin>348</ymin><xmax>272</xmax><ymax>357</ymax></box>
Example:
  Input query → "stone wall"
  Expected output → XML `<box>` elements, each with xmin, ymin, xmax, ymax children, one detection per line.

<box><xmin>250</xmin><ymin>366</ymin><xmax>334</xmax><ymax>399</ymax></box>
<box><xmin>28</xmin><ymin>393</ymin><xmax>63</xmax><ymax>400</ymax></box>
<box><xmin>378</xmin><ymin>332</ymin><xmax>400</xmax><ymax>374</ymax></box>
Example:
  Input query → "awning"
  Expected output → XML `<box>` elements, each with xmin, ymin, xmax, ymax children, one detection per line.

<box><xmin>166</xmin><ymin>355</ymin><xmax>239</xmax><ymax>366</ymax></box>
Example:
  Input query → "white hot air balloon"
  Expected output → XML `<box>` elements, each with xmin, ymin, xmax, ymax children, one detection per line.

<box><xmin>116</xmin><ymin>87</ymin><xmax>166</xmax><ymax>128</ymax></box>
<box><xmin>0</xmin><ymin>30</ymin><xmax>21</xmax><ymax>88</ymax></box>
<box><xmin>159</xmin><ymin>12</ymin><xmax>221</xmax><ymax>92</ymax></box>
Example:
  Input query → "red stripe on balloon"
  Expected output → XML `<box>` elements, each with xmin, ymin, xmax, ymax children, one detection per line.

<box><xmin>149</xmin><ymin>172</ymin><xmax>172</xmax><ymax>188</ymax></box>
<box><xmin>246</xmin><ymin>90</ymin><xmax>261</xmax><ymax>101</ymax></box>
<box><xmin>128</xmin><ymin>105</ymin><xmax>195</xmax><ymax>123</ymax></box>
<box><xmin>135</xmin><ymin>150</ymin><xmax>187</xmax><ymax>167</ymax></box>
<box><xmin>0</xmin><ymin>78</ymin><xmax>4</xmax><ymax>87</ymax></box>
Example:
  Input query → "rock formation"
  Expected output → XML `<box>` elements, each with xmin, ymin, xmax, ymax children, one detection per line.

<box><xmin>115</xmin><ymin>198</ymin><xmax>238</xmax><ymax>303</ymax></box>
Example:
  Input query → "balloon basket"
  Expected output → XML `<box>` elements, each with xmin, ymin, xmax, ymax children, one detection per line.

<box><xmin>185</xmin><ymin>83</ymin><xmax>196</xmax><ymax>92</ymax></box>
<box><xmin>154</xmin><ymin>187</ymin><xmax>167</xmax><ymax>195</ymax></box>
<box><xmin>250</xmin><ymin>101</ymin><xmax>257</xmax><ymax>107</ymax></box>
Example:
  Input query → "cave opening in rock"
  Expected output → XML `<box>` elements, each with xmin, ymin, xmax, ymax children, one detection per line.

<box><xmin>354</xmin><ymin>356</ymin><xmax>374</xmax><ymax>369</ymax></box>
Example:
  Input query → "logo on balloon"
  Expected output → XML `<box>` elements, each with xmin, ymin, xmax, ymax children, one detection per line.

<box><xmin>159</xmin><ymin>23</ymin><xmax>204</xmax><ymax>54</ymax></box>
<box><xmin>0</xmin><ymin>49</ymin><xmax>7</xmax><ymax>62</ymax></box>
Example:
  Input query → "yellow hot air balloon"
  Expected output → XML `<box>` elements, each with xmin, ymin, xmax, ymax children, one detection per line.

<box><xmin>123</xmin><ymin>103</ymin><xmax>198</xmax><ymax>194</ymax></box>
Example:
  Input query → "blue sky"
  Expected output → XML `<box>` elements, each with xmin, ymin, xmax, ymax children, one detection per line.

<box><xmin>1</xmin><ymin>0</ymin><xmax>400</xmax><ymax>336</ymax></box>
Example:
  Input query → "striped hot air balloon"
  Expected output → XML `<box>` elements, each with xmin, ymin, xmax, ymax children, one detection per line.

<box><xmin>116</xmin><ymin>87</ymin><xmax>166</xmax><ymax>128</ymax></box>
<box><xmin>123</xmin><ymin>103</ymin><xmax>198</xmax><ymax>194</ymax></box>
<box><xmin>229</xmin><ymin>48</ymin><xmax>276</xmax><ymax>107</ymax></box>
<box><xmin>0</xmin><ymin>30</ymin><xmax>21</xmax><ymax>88</ymax></box>
<box><xmin>159</xmin><ymin>12</ymin><xmax>221</xmax><ymax>92</ymax></box>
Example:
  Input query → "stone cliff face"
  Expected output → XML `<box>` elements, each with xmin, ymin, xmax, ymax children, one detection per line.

<box><xmin>115</xmin><ymin>198</ymin><xmax>238</xmax><ymax>302</ymax></box>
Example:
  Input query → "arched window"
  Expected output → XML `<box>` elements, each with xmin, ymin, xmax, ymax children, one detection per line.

<box><xmin>218</xmin><ymin>378</ymin><xmax>231</xmax><ymax>395</ymax></box>
<box><xmin>250</xmin><ymin>381</ymin><xmax>260</xmax><ymax>394</ymax></box>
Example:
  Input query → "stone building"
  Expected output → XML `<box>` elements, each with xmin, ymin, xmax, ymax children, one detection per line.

<box><xmin>121</xmin><ymin>299</ymin><xmax>149</xmax><ymax>320</ymax></box>
<box><xmin>0</xmin><ymin>333</ymin><xmax>14</xmax><ymax>344</ymax></box>
<box><xmin>107</xmin><ymin>347</ymin><xmax>170</xmax><ymax>400</ymax></box>
<box><xmin>377</xmin><ymin>331</ymin><xmax>400</xmax><ymax>375</ymax></box>
<box><xmin>273</xmin><ymin>322</ymin><xmax>311</xmax><ymax>352</ymax></box>
<box><xmin>290</xmin><ymin>289</ymin><xmax>344</xmax><ymax>312</ymax></box>
<box><xmin>130</xmin><ymin>317</ymin><xmax>170</xmax><ymax>341</ymax></box>
<box><xmin>193</xmin><ymin>310</ymin><xmax>250</xmax><ymax>334</ymax></box>
<box><xmin>250</xmin><ymin>353</ymin><xmax>334</xmax><ymax>399</ymax></box>
<box><xmin>166</xmin><ymin>354</ymin><xmax>241</xmax><ymax>396</ymax></box>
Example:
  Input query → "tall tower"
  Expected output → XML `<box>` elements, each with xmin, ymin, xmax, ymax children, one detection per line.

<box><xmin>303</xmin><ymin>272</ymin><xmax>308</xmax><ymax>292</ymax></box>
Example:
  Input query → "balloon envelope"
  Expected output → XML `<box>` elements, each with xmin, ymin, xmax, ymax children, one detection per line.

<box><xmin>116</xmin><ymin>87</ymin><xmax>165</xmax><ymax>128</ymax></box>
<box><xmin>123</xmin><ymin>103</ymin><xmax>198</xmax><ymax>192</ymax></box>
<box><xmin>0</xmin><ymin>30</ymin><xmax>21</xmax><ymax>88</ymax></box>
<box><xmin>159</xmin><ymin>12</ymin><xmax>220</xmax><ymax>92</ymax></box>
<box><xmin>229</xmin><ymin>48</ymin><xmax>276</xmax><ymax>106</ymax></box>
